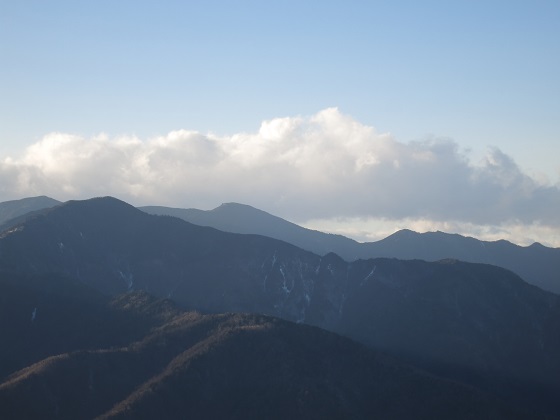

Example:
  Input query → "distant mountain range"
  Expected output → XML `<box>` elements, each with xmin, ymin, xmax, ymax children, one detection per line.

<box><xmin>142</xmin><ymin>202</ymin><xmax>560</xmax><ymax>294</ymax></box>
<box><xmin>1</xmin><ymin>196</ymin><xmax>559</xmax><ymax>417</ymax></box>
<box><xmin>0</xmin><ymin>196</ymin><xmax>61</xmax><ymax>227</ymax></box>
<box><xmin>5</xmin><ymin>197</ymin><xmax>558</xmax><ymax>294</ymax></box>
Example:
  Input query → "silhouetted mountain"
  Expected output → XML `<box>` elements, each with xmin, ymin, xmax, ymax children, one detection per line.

<box><xmin>0</xmin><ymin>196</ymin><xmax>61</xmax><ymax>226</ymax></box>
<box><xmin>365</xmin><ymin>229</ymin><xmax>560</xmax><ymax>294</ymax></box>
<box><xmin>140</xmin><ymin>203</ymin><xmax>560</xmax><ymax>294</ymax></box>
<box><xmin>0</xmin><ymin>273</ymin><xmax>179</xmax><ymax>381</ymax></box>
<box><xmin>0</xmin><ymin>279</ymin><xmax>522</xmax><ymax>419</ymax></box>
<box><xmin>140</xmin><ymin>202</ymin><xmax>359</xmax><ymax>260</ymax></box>
<box><xmin>2</xmin><ymin>197</ymin><xmax>560</xmax><ymax>416</ymax></box>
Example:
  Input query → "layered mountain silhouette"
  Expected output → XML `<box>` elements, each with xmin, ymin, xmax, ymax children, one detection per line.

<box><xmin>0</xmin><ymin>196</ymin><xmax>61</xmax><ymax>228</ymax></box>
<box><xmin>4</xmin><ymin>197</ymin><xmax>558</xmax><ymax>294</ymax></box>
<box><xmin>0</xmin><ymin>277</ymin><xmax>523</xmax><ymax>420</ymax></box>
<box><xmin>141</xmin><ymin>202</ymin><xmax>560</xmax><ymax>294</ymax></box>
<box><xmin>1</xmin><ymin>197</ymin><xmax>560</xmax><ymax>417</ymax></box>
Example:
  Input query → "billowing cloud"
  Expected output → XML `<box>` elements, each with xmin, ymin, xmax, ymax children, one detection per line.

<box><xmin>1</xmin><ymin>108</ymin><xmax>559</xmax><ymax>243</ymax></box>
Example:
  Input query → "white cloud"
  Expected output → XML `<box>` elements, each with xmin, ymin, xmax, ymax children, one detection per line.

<box><xmin>1</xmin><ymin>108</ymin><xmax>559</xmax><ymax>245</ymax></box>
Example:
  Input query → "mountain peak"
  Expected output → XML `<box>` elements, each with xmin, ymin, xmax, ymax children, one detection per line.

<box><xmin>0</xmin><ymin>196</ymin><xmax>62</xmax><ymax>227</ymax></box>
<box><xmin>212</xmin><ymin>202</ymin><xmax>269</xmax><ymax>215</ymax></box>
<box><xmin>62</xmin><ymin>196</ymin><xmax>140</xmax><ymax>213</ymax></box>
<box><xmin>385</xmin><ymin>229</ymin><xmax>419</xmax><ymax>240</ymax></box>
<box><xmin>23</xmin><ymin>197</ymin><xmax>151</xmax><ymax>234</ymax></box>
<box><xmin>216</xmin><ymin>202</ymin><xmax>252</xmax><ymax>208</ymax></box>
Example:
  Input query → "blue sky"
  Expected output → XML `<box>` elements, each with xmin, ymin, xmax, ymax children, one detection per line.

<box><xmin>1</xmin><ymin>1</ymin><xmax>559</xmax><ymax>245</ymax></box>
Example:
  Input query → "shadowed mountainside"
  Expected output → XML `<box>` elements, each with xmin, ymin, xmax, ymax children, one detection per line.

<box><xmin>0</xmin><ymin>278</ymin><xmax>523</xmax><ymax>420</ymax></box>
<box><xmin>0</xmin><ymin>196</ymin><xmax>61</xmax><ymax>227</ymax></box>
<box><xmin>1</xmin><ymin>197</ymin><xmax>560</xmax><ymax>416</ymax></box>
<box><xmin>2</xmin><ymin>197</ymin><xmax>557</xmax><ymax>293</ymax></box>
<box><xmin>140</xmin><ymin>203</ymin><xmax>560</xmax><ymax>294</ymax></box>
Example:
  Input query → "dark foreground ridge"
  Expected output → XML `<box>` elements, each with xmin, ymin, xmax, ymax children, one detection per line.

<box><xmin>0</xmin><ymin>282</ymin><xmax>522</xmax><ymax>420</ymax></box>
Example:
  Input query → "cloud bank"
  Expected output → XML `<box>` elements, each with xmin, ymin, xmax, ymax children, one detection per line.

<box><xmin>1</xmin><ymin>108</ymin><xmax>559</xmax><ymax>244</ymax></box>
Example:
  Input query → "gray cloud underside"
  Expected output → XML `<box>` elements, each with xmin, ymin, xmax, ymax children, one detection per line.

<box><xmin>1</xmin><ymin>108</ymin><xmax>559</xmax><ymax>227</ymax></box>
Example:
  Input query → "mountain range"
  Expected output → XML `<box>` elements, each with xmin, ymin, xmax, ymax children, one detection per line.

<box><xmin>1</xmin><ymin>196</ymin><xmax>559</xmax><ymax>417</ymax></box>
<box><xmin>140</xmin><ymin>203</ymin><xmax>560</xmax><ymax>294</ymax></box>
<box><xmin>0</xmin><ymin>277</ymin><xmax>521</xmax><ymax>419</ymax></box>
<box><xmin>4</xmin><ymin>197</ymin><xmax>558</xmax><ymax>294</ymax></box>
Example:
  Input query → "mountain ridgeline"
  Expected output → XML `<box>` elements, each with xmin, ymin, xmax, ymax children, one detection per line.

<box><xmin>3</xmin><ymin>197</ymin><xmax>558</xmax><ymax>294</ymax></box>
<box><xmin>141</xmin><ymin>202</ymin><xmax>560</xmax><ymax>294</ymax></box>
<box><xmin>0</xmin><ymin>282</ymin><xmax>521</xmax><ymax>420</ymax></box>
<box><xmin>1</xmin><ymin>197</ymin><xmax>560</xmax><ymax>417</ymax></box>
<box><xmin>0</xmin><ymin>196</ymin><xmax>61</xmax><ymax>231</ymax></box>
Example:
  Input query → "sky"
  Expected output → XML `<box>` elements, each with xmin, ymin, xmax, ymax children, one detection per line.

<box><xmin>1</xmin><ymin>1</ymin><xmax>559</xmax><ymax>246</ymax></box>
